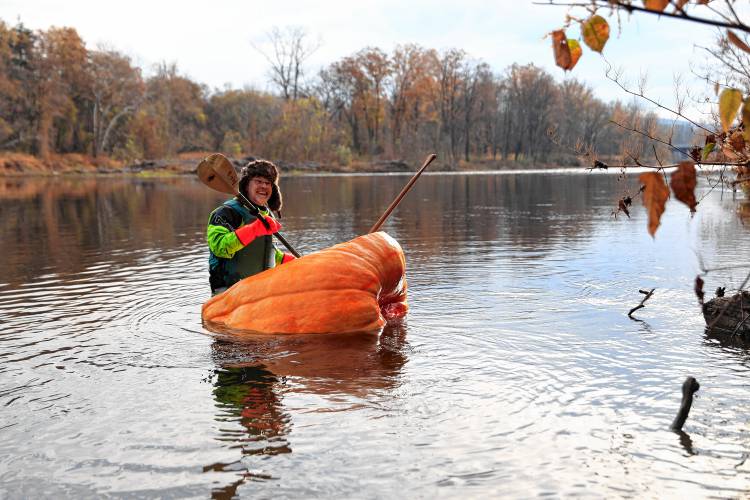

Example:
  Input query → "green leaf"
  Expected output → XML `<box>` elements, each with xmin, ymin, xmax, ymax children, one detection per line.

<box><xmin>581</xmin><ymin>15</ymin><xmax>610</xmax><ymax>53</ymax></box>
<box><xmin>719</xmin><ymin>88</ymin><xmax>743</xmax><ymax>133</ymax></box>
<box><xmin>701</xmin><ymin>142</ymin><xmax>715</xmax><ymax>160</ymax></box>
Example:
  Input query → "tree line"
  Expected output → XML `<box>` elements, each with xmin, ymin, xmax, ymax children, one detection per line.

<box><xmin>0</xmin><ymin>20</ymin><xmax>669</xmax><ymax>167</ymax></box>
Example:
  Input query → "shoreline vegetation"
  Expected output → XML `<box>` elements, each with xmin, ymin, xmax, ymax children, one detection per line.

<box><xmin>0</xmin><ymin>151</ymin><xmax>590</xmax><ymax>177</ymax></box>
<box><xmin>0</xmin><ymin>21</ymin><xmax>683</xmax><ymax>182</ymax></box>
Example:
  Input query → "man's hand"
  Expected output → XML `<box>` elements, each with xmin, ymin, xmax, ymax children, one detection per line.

<box><xmin>235</xmin><ymin>217</ymin><xmax>282</xmax><ymax>245</ymax></box>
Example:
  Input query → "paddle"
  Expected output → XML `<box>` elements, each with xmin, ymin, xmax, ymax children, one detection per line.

<box><xmin>368</xmin><ymin>153</ymin><xmax>437</xmax><ymax>233</ymax></box>
<box><xmin>197</xmin><ymin>153</ymin><xmax>301</xmax><ymax>258</ymax></box>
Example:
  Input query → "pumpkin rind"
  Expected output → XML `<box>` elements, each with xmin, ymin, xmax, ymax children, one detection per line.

<box><xmin>201</xmin><ymin>231</ymin><xmax>408</xmax><ymax>334</ymax></box>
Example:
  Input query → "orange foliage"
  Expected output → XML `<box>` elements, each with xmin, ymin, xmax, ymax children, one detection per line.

<box><xmin>639</xmin><ymin>172</ymin><xmax>670</xmax><ymax>237</ymax></box>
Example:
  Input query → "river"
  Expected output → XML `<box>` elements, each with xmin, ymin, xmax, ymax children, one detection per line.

<box><xmin>1</xmin><ymin>170</ymin><xmax>749</xmax><ymax>498</ymax></box>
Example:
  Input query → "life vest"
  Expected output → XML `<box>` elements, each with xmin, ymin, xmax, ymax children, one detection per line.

<box><xmin>209</xmin><ymin>198</ymin><xmax>276</xmax><ymax>290</ymax></box>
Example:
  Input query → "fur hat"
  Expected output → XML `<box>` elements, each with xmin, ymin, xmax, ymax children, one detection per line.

<box><xmin>238</xmin><ymin>159</ymin><xmax>282</xmax><ymax>212</ymax></box>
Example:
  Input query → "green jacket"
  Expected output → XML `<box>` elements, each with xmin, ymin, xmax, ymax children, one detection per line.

<box><xmin>207</xmin><ymin>198</ymin><xmax>284</xmax><ymax>292</ymax></box>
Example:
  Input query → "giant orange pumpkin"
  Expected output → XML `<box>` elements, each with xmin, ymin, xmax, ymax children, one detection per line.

<box><xmin>202</xmin><ymin>232</ymin><xmax>408</xmax><ymax>334</ymax></box>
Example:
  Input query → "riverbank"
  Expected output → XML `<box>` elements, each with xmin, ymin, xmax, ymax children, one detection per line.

<box><xmin>0</xmin><ymin>151</ymin><xmax>586</xmax><ymax>177</ymax></box>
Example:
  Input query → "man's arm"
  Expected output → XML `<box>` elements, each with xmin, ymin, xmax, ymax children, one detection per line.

<box><xmin>207</xmin><ymin>206</ymin><xmax>245</xmax><ymax>259</ymax></box>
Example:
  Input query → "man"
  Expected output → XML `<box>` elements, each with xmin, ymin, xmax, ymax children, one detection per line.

<box><xmin>207</xmin><ymin>159</ymin><xmax>295</xmax><ymax>295</ymax></box>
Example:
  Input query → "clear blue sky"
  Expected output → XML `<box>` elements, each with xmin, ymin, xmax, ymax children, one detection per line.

<box><xmin>1</xmin><ymin>0</ymin><xmax>740</xmax><ymax>120</ymax></box>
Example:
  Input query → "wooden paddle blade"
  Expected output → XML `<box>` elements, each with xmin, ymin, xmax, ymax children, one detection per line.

<box><xmin>197</xmin><ymin>153</ymin><xmax>239</xmax><ymax>194</ymax></box>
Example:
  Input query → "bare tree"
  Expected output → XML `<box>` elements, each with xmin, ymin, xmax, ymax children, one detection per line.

<box><xmin>252</xmin><ymin>26</ymin><xmax>321</xmax><ymax>101</ymax></box>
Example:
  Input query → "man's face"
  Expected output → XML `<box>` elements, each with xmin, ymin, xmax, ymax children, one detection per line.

<box><xmin>247</xmin><ymin>177</ymin><xmax>273</xmax><ymax>206</ymax></box>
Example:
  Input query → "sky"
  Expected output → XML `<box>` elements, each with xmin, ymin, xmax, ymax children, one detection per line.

<box><xmin>0</xmin><ymin>0</ymin><xmax>736</xmax><ymax>120</ymax></box>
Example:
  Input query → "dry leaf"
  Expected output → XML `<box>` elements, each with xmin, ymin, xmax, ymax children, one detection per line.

<box><xmin>618</xmin><ymin>197</ymin><xmax>631</xmax><ymax>218</ymax></box>
<box><xmin>695</xmin><ymin>276</ymin><xmax>705</xmax><ymax>305</ymax></box>
<box><xmin>643</xmin><ymin>0</ymin><xmax>669</xmax><ymax>12</ymax></box>
<box><xmin>729</xmin><ymin>130</ymin><xmax>746</xmax><ymax>152</ymax></box>
<box><xmin>719</xmin><ymin>88</ymin><xmax>742</xmax><ymax>133</ymax></box>
<box><xmin>581</xmin><ymin>15</ymin><xmax>610</xmax><ymax>53</ymax></box>
<box><xmin>727</xmin><ymin>31</ymin><xmax>750</xmax><ymax>54</ymax></box>
<box><xmin>639</xmin><ymin>172</ymin><xmax>670</xmax><ymax>237</ymax></box>
<box><xmin>669</xmin><ymin>161</ymin><xmax>697</xmax><ymax>213</ymax></box>
<box><xmin>552</xmin><ymin>30</ymin><xmax>572</xmax><ymax>71</ymax></box>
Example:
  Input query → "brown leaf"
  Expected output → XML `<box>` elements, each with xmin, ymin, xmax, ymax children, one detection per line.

<box><xmin>675</xmin><ymin>0</ymin><xmax>689</xmax><ymax>9</ymax></box>
<box><xmin>639</xmin><ymin>172</ymin><xmax>670</xmax><ymax>237</ymax></box>
<box><xmin>695</xmin><ymin>276</ymin><xmax>705</xmax><ymax>306</ymax></box>
<box><xmin>729</xmin><ymin>130</ymin><xmax>746</xmax><ymax>153</ymax></box>
<box><xmin>552</xmin><ymin>30</ymin><xmax>572</xmax><ymax>71</ymax></box>
<box><xmin>618</xmin><ymin>198</ymin><xmax>631</xmax><ymax>218</ymax></box>
<box><xmin>727</xmin><ymin>31</ymin><xmax>750</xmax><ymax>54</ymax></box>
<box><xmin>669</xmin><ymin>161</ymin><xmax>697</xmax><ymax>213</ymax></box>
<box><xmin>721</xmin><ymin>131</ymin><xmax>745</xmax><ymax>160</ymax></box>
<box><xmin>643</xmin><ymin>0</ymin><xmax>669</xmax><ymax>12</ymax></box>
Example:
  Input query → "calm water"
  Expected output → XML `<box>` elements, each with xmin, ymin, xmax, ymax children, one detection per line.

<box><xmin>2</xmin><ymin>171</ymin><xmax>750</xmax><ymax>498</ymax></box>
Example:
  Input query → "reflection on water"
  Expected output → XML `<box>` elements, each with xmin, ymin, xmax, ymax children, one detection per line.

<box><xmin>2</xmin><ymin>172</ymin><xmax>750</xmax><ymax>497</ymax></box>
<box><xmin>205</xmin><ymin>325</ymin><xmax>407</xmax><ymax>497</ymax></box>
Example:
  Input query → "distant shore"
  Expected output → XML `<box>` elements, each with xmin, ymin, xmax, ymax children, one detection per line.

<box><xmin>0</xmin><ymin>151</ymin><xmax>587</xmax><ymax>177</ymax></box>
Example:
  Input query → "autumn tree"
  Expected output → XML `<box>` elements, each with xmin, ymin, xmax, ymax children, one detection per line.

<box><xmin>137</xmin><ymin>62</ymin><xmax>211</xmax><ymax>157</ymax></box>
<box><xmin>88</xmin><ymin>48</ymin><xmax>144</xmax><ymax>157</ymax></box>
<box><xmin>33</xmin><ymin>27</ymin><xmax>88</xmax><ymax>159</ymax></box>
<box><xmin>206</xmin><ymin>88</ymin><xmax>281</xmax><ymax>156</ymax></box>
<box><xmin>386</xmin><ymin>45</ymin><xmax>439</xmax><ymax>159</ymax></box>
<box><xmin>0</xmin><ymin>22</ymin><xmax>39</xmax><ymax>151</ymax></box>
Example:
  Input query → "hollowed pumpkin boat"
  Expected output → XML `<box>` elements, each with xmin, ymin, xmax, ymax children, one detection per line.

<box><xmin>201</xmin><ymin>232</ymin><xmax>408</xmax><ymax>334</ymax></box>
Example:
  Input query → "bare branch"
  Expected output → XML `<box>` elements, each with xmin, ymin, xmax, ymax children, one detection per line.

<box><xmin>535</xmin><ymin>1</ymin><xmax>750</xmax><ymax>34</ymax></box>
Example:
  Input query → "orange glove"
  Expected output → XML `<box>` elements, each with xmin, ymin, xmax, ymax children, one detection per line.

<box><xmin>235</xmin><ymin>216</ymin><xmax>282</xmax><ymax>245</ymax></box>
<box><xmin>281</xmin><ymin>252</ymin><xmax>295</xmax><ymax>264</ymax></box>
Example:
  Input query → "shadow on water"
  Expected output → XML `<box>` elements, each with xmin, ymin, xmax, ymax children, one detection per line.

<box><xmin>204</xmin><ymin>323</ymin><xmax>409</xmax><ymax>498</ymax></box>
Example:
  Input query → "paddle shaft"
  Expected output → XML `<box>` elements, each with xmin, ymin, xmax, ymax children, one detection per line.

<box><xmin>368</xmin><ymin>154</ymin><xmax>437</xmax><ymax>234</ymax></box>
<box><xmin>212</xmin><ymin>165</ymin><xmax>302</xmax><ymax>258</ymax></box>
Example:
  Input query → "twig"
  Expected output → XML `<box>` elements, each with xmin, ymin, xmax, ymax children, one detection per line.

<box><xmin>604</xmin><ymin>62</ymin><xmax>714</xmax><ymax>134</ymax></box>
<box><xmin>628</xmin><ymin>288</ymin><xmax>655</xmax><ymax>318</ymax></box>
<box><xmin>534</xmin><ymin>0</ymin><xmax>750</xmax><ymax>34</ymax></box>
<box><xmin>588</xmin><ymin>160</ymin><xmax>749</xmax><ymax>171</ymax></box>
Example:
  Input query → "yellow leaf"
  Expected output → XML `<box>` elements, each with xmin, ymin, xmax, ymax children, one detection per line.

<box><xmin>639</xmin><ymin>172</ymin><xmax>670</xmax><ymax>237</ymax></box>
<box><xmin>719</xmin><ymin>88</ymin><xmax>742</xmax><ymax>132</ymax></box>
<box><xmin>643</xmin><ymin>0</ymin><xmax>669</xmax><ymax>11</ymax></box>
<box><xmin>567</xmin><ymin>39</ymin><xmax>582</xmax><ymax>69</ymax></box>
<box><xmin>581</xmin><ymin>15</ymin><xmax>610</xmax><ymax>53</ymax></box>
<box><xmin>742</xmin><ymin>97</ymin><xmax>750</xmax><ymax>142</ymax></box>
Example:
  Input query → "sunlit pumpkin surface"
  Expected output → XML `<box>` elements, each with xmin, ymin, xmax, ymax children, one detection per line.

<box><xmin>2</xmin><ymin>171</ymin><xmax>750</xmax><ymax>497</ymax></box>
<box><xmin>202</xmin><ymin>232</ymin><xmax>408</xmax><ymax>334</ymax></box>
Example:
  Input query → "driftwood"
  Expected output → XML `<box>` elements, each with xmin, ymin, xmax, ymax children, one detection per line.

<box><xmin>703</xmin><ymin>290</ymin><xmax>750</xmax><ymax>337</ymax></box>
<box><xmin>670</xmin><ymin>377</ymin><xmax>700</xmax><ymax>432</ymax></box>
<box><xmin>628</xmin><ymin>288</ymin><xmax>655</xmax><ymax>318</ymax></box>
